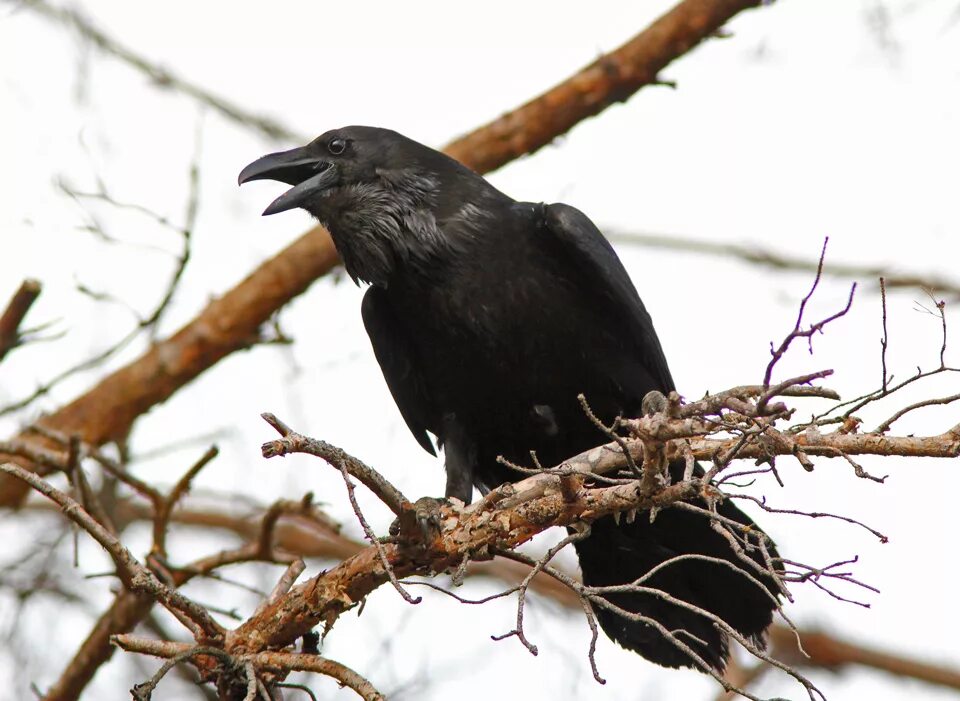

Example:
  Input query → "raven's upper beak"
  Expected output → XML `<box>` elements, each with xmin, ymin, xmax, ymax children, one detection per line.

<box><xmin>238</xmin><ymin>145</ymin><xmax>338</xmax><ymax>216</ymax></box>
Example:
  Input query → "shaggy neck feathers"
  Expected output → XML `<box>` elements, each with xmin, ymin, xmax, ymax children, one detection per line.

<box><xmin>315</xmin><ymin>168</ymin><xmax>491</xmax><ymax>287</ymax></box>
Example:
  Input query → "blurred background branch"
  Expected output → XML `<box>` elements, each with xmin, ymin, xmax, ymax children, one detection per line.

<box><xmin>12</xmin><ymin>0</ymin><xmax>306</xmax><ymax>143</ymax></box>
<box><xmin>606</xmin><ymin>230</ymin><xmax>960</xmax><ymax>300</ymax></box>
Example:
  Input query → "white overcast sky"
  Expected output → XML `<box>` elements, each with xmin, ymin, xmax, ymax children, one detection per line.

<box><xmin>1</xmin><ymin>1</ymin><xmax>959</xmax><ymax>700</ymax></box>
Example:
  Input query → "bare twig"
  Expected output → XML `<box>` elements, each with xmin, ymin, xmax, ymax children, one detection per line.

<box><xmin>880</xmin><ymin>277</ymin><xmax>889</xmax><ymax>392</ymax></box>
<box><xmin>492</xmin><ymin>550</ymin><xmax>609</xmax><ymax>684</ymax></box>
<box><xmin>152</xmin><ymin>446</ymin><xmax>219</xmax><ymax>558</ymax></box>
<box><xmin>336</xmin><ymin>460</ymin><xmax>421</xmax><ymax>605</ymax></box>
<box><xmin>578</xmin><ymin>393</ymin><xmax>641</xmax><ymax>478</ymax></box>
<box><xmin>1</xmin><ymin>135</ymin><xmax>204</xmax><ymax>419</ymax></box>
<box><xmin>762</xmin><ymin>238</ymin><xmax>857</xmax><ymax>389</ymax></box>
<box><xmin>726</xmin><ymin>492</ymin><xmax>888</xmax><ymax>543</ymax></box>
<box><xmin>112</xmin><ymin>636</ymin><xmax>385</xmax><ymax>701</ymax></box>
<box><xmin>874</xmin><ymin>392</ymin><xmax>960</xmax><ymax>434</ymax></box>
<box><xmin>126</xmin><ymin>644</ymin><xmax>230</xmax><ymax>701</ymax></box>
<box><xmin>811</xmin><ymin>293</ymin><xmax>958</xmax><ymax>427</ymax></box>
<box><xmin>491</xmin><ymin>529</ymin><xmax>592</xmax><ymax>657</ymax></box>
<box><xmin>261</xmin><ymin>413</ymin><xmax>409</xmax><ymax>516</ymax></box>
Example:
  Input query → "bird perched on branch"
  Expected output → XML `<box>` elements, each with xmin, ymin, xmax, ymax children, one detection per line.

<box><xmin>239</xmin><ymin>126</ymin><xmax>781</xmax><ymax>672</ymax></box>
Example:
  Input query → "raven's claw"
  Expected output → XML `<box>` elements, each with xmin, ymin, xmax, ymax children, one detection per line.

<box><xmin>415</xmin><ymin>496</ymin><xmax>444</xmax><ymax>542</ymax></box>
<box><xmin>389</xmin><ymin>496</ymin><xmax>448</xmax><ymax>545</ymax></box>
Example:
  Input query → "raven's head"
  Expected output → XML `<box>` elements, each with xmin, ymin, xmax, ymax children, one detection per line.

<box><xmin>239</xmin><ymin>126</ymin><xmax>492</xmax><ymax>285</ymax></box>
<box><xmin>239</xmin><ymin>126</ymin><xmax>415</xmax><ymax>217</ymax></box>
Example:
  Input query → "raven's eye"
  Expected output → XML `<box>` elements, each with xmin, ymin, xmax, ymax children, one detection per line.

<box><xmin>328</xmin><ymin>138</ymin><xmax>346</xmax><ymax>155</ymax></box>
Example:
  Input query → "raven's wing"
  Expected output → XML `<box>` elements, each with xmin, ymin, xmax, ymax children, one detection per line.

<box><xmin>543</xmin><ymin>202</ymin><xmax>676</xmax><ymax>393</ymax></box>
<box><xmin>361</xmin><ymin>285</ymin><xmax>437</xmax><ymax>455</ymax></box>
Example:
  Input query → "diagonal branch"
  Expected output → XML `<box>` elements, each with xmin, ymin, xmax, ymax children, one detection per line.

<box><xmin>443</xmin><ymin>0</ymin><xmax>765</xmax><ymax>173</ymax></box>
<box><xmin>111</xmin><ymin>637</ymin><xmax>385</xmax><ymax>701</ymax></box>
<box><xmin>260</xmin><ymin>413</ymin><xmax>409</xmax><ymax>516</ymax></box>
<box><xmin>225</xmin><ymin>477</ymin><xmax>700</xmax><ymax>656</ymax></box>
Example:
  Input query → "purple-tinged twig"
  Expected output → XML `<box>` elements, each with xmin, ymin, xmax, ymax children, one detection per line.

<box><xmin>880</xmin><ymin>277</ymin><xmax>889</xmax><ymax>393</ymax></box>
<box><xmin>762</xmin><ymin>238</ymin><xmax>857</xmax><ymax>390</ymax></box>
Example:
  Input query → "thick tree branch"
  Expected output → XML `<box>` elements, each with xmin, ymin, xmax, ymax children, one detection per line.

<box><xmin>443</xmin><ymin>0</ymin><xmax>764</xmax><ymax>173</ymax></box>
<box><xmin>226</xmin><ymin>477</ymin><xmax>699</xmax><ymax>654</ymax></box>
<box><xmin>43</xmin><ymin>591</ymin><xmax>154</xmax><ymax>701</ymax></box>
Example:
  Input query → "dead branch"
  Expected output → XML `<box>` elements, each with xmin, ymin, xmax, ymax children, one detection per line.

<box><xmin>231</xmin><ymin>374</ymin><xmax>957</xmax><ymax>695</ymax></box>
<box><xmin>151</xmin><ymin>445</ymin><xmax>219</xmax><ymax>558</ymax></box>
<box><xmin>226</xmin><ymin>462</ymin><xmax>699</xmax><ymax>655</ymax></box>
<box><xmin>111</xmin><ymin>636</ymin><xmax>385</xmax><ymax>701</ymax></box>
<box><xmin>684</xmin><ymin>423</ymin><xmax>960</xmax><ymax>461</ymax></box>
<box><xmin>27</xmin><ymin>464</ymin><xmax>959</xmax><ymax>698</ymax></box>
<box><xmin>15</xmin><ymin>357</ymin><xmax>959</xmax><ymax>699</ymax></box>
<box><xmin>443</xmin><ymin>0</ymin><xmax>766</xmax><ymax>173</ymax></box>
<box><xmin>260</xmin><ymin>413</ymin><xmax>409</xmax><ymax>516</ymax></box>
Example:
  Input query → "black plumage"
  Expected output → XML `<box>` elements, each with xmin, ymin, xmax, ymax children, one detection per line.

<box><xmin>239</xmin><ymin>126</ymin><xmax>780</xmax><ymax>672</ymax></box>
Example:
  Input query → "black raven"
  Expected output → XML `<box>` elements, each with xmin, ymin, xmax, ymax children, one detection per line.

<box><xmin>239</xmin><ymin>126</ymin><xmax>780</xmax><ymax>672</ymax></box>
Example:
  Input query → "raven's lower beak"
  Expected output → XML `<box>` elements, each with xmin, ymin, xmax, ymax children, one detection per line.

<box><xmin>238</xmin><ymin>146</ymin><xmax>338</xmax><ymax>216</ymax></box>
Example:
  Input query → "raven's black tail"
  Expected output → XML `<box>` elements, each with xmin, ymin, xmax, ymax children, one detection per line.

<box><xmin>573</xmin><ymin>485</ymin><xmax>781</xmax><ymax>672</ymax></box>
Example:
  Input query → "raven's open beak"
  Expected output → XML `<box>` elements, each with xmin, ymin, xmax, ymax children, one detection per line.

<box><xmin>238</xmin><ymin>145</ymin><xmax>338</xmax><ymax>216</ymax></box>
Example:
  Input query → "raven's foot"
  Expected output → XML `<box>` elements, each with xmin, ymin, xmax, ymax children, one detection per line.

<box><xmin>388</xmin><ymin>496</ymin><xmax>451</xmax><ymax>545</ymax></box>
<box><xmin>414</xmin><ymin>496</ymin><xmax>444</xmax><ymax>542</ymax></box>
